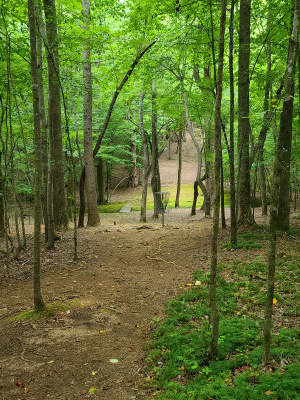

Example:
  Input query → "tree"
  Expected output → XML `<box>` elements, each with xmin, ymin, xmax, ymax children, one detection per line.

<box><xmin>139</xmin><ymin>90</ymin><xmax>149</xmax><ymax>222</ymax></box>
<box><xmin>237</xmin><ymin>0</ymin><xmax>254</xmax><ymax>226</ymax></box>
<box><xmin>151</xmin><ymin>79</ymin><xmax>162</xmax><ymax>219</ymax></box>
<box><xmin>82</xmin><ymin>0</ymin><xmax>100</xmax><ymax>227</ymax></box>
<box><xmin>43</xmin><ymin>0</ymin><xmax>68</xmax><ymax>230</ymax></box>
<box><xmin>28</xmin><ymin>0</ymin><xmax>46</xmax><ymax>311</ymax></box>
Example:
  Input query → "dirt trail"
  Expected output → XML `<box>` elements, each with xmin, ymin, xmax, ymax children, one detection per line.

<box><xmin>0</xmin><ymin>210</ymin><xmax>217</xmax><ymax>400</ymax></box>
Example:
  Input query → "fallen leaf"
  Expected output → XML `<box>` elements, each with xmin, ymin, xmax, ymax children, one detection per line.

<box><xmin>178</xmin><ymin>366</ymin><xmax>185</xmax><ymax>371</ymax></box>
<box><xmin>16</xmin><ymin>382</ymin><xmax>24</xmax><ymax>387</ymax></box>
<box><xmin>265</xmin><ymin>390</ymin><xmax>274</xmax><ymax>396</ymax></box>
<box><xmin>109</xmin><ymin>359</ymin><xmax>119</xmax><ymax>363</ymax></box>
<box><xmin>92</xmin><ymin>371</ymin><xmax>97</xmax><ymax>376</ymax></box>
<box><xmin>24</xmin><ymin>388</ymin><xmax>29</xmax><ymax>393</ymax></box>
<box><xmin>47</xmin><ymin>360</ymin><xmax>54</xmax><ymax>364</ymax></box>
<box><xmin>88</xmin><ymin>387</ymin><xmax>97</xmax><ymax>395</ymax></box>
<box><xmin>195</xmin><ymin>281</ymin><xmax>201</xmax><ymax>286</ymax></box>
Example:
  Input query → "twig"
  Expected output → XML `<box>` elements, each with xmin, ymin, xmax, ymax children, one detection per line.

<box><xmin>146</xmin><ymin>255</ymin><xmax>175</xmax><ymax>265</ymax></box>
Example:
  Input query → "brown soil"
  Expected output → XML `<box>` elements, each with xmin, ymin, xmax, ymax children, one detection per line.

<box><xmin>0</xmin><ymin>136</ymin><xmax>299</xmax><ymax>400</ymax></box>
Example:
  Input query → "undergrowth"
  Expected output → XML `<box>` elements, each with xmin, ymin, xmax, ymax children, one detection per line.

<box><xmin>146</xmin><ymin>257</ymin><xmax>300</xmax><ymax>400</ymax></box>
<box><xmin>221</xmin><ymin>227</ymin><xmax>267</xmax><ymax>250</ymax></box>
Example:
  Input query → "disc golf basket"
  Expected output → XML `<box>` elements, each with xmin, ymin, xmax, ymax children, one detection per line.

<box><xmin>155</xmin><ymin>191</ymin><xmax>170</xmax><ymax>227</ymax></box>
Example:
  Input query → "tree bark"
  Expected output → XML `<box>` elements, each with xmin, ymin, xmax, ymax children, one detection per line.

<box><xmin>139</xmin><ymin>91</ymin><xmax>149</xmax><ymax>222</ymax></box>
<box><xmin>151</xmin><ymin>79</ymin><xmax>162</xmax><ymax>219</ymax></box>
<box><xmin>82</xmin><ymin>0</ymin><xmax>100</xmax><ymax>227</ymax></box>
<box><xmin>43</xmin><ymin>0</ymin><xmax>68</xmax><ymax>230</ymax></box>
<box><xmin>97</xmin><ymin>157</ymin><xmax>105</xmax><ymax>204</ymax></box>
<box><xmin>228</xmin><ymin>0</ymin><xmax>237</xmax><ymax>244</ymax></box>
<box><xmin>36</xmin><ymin>0</ymin><xmax>50</xmax><ymax>241</ymax></box>
<box><xmin>263</xmin><ymin>0</ymin><xmax>299</xmax><ymax>365</ymax></box>
<box><xmin>28</xmin><ymin>0</ymin><xmax>46</xmax><ymax>311</ymax></box>
<box><xmin>237</xmin><ymin>0</ymin><xmax>254</xmax><ymax>226</ymax></box>
<box><xmin>175</xmin><ymin>130</ymin><xmax>183</xmax><ymax>208</ymax></box>
<box><xmin>210</xmin><ymin>0</ymin><xmax>227</xmax><ymax>361</ymax></box>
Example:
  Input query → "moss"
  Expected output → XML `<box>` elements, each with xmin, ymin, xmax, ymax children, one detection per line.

<box><xmin>10</xmin><ymin>300</ymin><xmax>79</xmax><ymax>321</ymax></box>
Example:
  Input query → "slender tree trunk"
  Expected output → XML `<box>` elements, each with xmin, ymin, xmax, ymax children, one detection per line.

<box><xmin>28</xmin><ymin>0</ymin><xmax>46</xmax><ymax>311</ymax></box>
<box><xmin>229</xmin><ymin>0</ymin><xmax>237</xmax><ymax>244</ymax></box>
<box><xmin>82</xmin><ymin>0</ymin><xmax>99</xmax><ymax>227</ymax></box>
<box><xmin>97</xmin><ymin>157</ymin><xmax>105</xmax><ymax>204</ymax></box>
<box><xmin>221</xmin><ymin>153</ymin><xmax>226</xmax><ymax>228</ymax></box>
<box><xmin>69</xmin><ymin>76</ymin><xmax>84</xmax><ymax>169</ymax></box>
<box><xmin>237</xmin><ymin>0</ymin><xmax>254</xmax><ymax>226</ymax></box>
<box><xmin>263</xmin><ymin>0</ymin><xmax>299</xmax><ymax>365</ymax></box>
<box><xmin>7</xmin><ymin>39</ymin><xmax>22</xmax><ymax>258</ymax></box>
<box><xmin>175</xmin><ymin>130</ymin><xmax>183</xmax><ymax>208</ymax></box>
<box><xmin>36</xmin><ymin>0</ymin><xmax>50</xmax><ymax>241</ymax></box>
<box><xmin>43</xmin><ymin>0</ymin><xmax>68</xmax><ymax>230</ymax></box>
<box><xmin>130</xmin><ymin>134</ymin><xmax>139</xmax><ymax>188</ymax></box>
<box><xmin>151</xmin><ymin>79</ymin><xmax>162</xmax><ymax>219</ymax></box>
<box><xmin>139</xmin><ymin>91</ymin><xmax>149</xmax><ymax>222</ymax></box>
<box><xmin>210</xmin><ymin>0</ymin><xmax>227</xmax><ymax>361</ymax></box>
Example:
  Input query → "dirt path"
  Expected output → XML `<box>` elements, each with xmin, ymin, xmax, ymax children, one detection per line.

<box><xmin>0</xmin><ymin>210</ymin><xmax>217</xmax><ymax>400</ymax></box>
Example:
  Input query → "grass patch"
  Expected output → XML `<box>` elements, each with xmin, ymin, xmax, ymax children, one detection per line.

<box><xmin>99</xmin><ymin>184</ymin><xmax>204</xmax><ymax>213</ymax></box>
<box><xmin>10</xmin><ymin>300</ymin><xmax>79</xmax><ymax>321</ymax></box>
<box><xmin>221</xmin><ymin>227</ymin><xmax>267</xmax><ymax>250</ymax></box>
<box><xmin>146</xmin><ymin>258</ymin><xmax>300</xmax><ymax>399</ymax></box>
<box><xmin>98</xmin><ymin>201</ymin><xmax>127</xmax><ymax>213</ymax></box>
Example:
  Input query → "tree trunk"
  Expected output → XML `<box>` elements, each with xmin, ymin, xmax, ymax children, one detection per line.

<box><xmin>221</xmin><ymin>153</ymin><xmax>226</xmax><ymax>228</ymax></box>
<box><xmin>36</xmin><ymin>0</ymin><xmax>50</xmax><ymax>241</ymax></box>
<box><xmin>151</xmin><ymin>79</ymin><xmax>162</xmax><ymax>219</ymax></box>
<box><xmin>28</xmin><ymin>0</ymin><xmax>46</xmax><ymax>311</ymax></box>
<box><xmin>139</xmin><ymin>91</ymin><xmax>149</xmax><ymax>222</ymax></box>
<box><xmin>43</xmin><ymin>0</ymin><xmax>68</xmax><ymax>230</ymax></box>
<box><xmin>263</xmin><ymin>0</ymin><xmax>299</xmax><ymax>365</ymax></box>
<box><xmin>82</xmin><ymin>0</ymin><xmax>100</xmax><ymax>227</ymax></box>
<box><xmin>175</xmin><ymin>130</ymin><xmax>183</xmax><ymax>208</ymax></box>
<box><xmin>237</xmin><ymin>0</ymin><xmax>254</xmax><ymax>226</ymax></box>
<box><xmin>130</xmin><ymin>128</ymin><xmax>139</xmax><ymax>188</ymax></box>
<box><xmin>97</xmin><ymin>157</ymin><xmax>105</xmax><ymax>204</ymax></box>
<box><xmin>210</xmin><ymin>0</ymin><xmax>227</xmax><ymax>361</ymax></box>
<box><xmin>228</xmin><ymin>0</ymin><xmax>237</xmax><ymax>244</ymax></box>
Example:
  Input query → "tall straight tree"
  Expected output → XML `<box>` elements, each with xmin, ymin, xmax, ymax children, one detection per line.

<box><xmin>82</xmin><ymin>0</ymin><xmax>99</xmax><ymax>227</ymax></box>
<box><xmin>237</xmin><ymin>0</ymin><xmax>254</xmax><ymax>226</ymax></box>
<box><xmin>209</xmin><ymin>0</ymin><xmax>227</xmax><ymax>361</ymax></box>
<box><xmin>43</xmin><ymin>0</ymin><xmax>68</xmax><ymax>230</ymax></box>
<box><xmin>151</xmin><ymin>79</ymin><xmax>162</xmax><ymax>219</ymax></box>
<box><xmin>28</xmin><ymin>0</ymin><xmax>46</xmax><ymax>311</ymax></box>
<box><xmin>263</xmin><ymin>0</ymin><xmax>299</xmax><ymax>365</ymax></box>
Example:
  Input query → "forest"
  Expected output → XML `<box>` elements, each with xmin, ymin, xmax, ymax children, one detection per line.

<box><xmin>0</xmin><ymin>0</ymin><xmax>300</xmax><ymax>399</ymax></box>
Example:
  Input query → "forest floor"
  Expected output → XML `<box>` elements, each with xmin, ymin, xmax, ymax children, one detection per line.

<box><xmin>0</xmin><ymin>137</ymin><xmax>299</xmax><ymax>400</ymax></box>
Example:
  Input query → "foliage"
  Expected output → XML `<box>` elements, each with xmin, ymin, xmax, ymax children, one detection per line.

<box><xmin>146</xmin><ymin>255</ymin><xmax>300</xmax><ymax>399</ymax></box>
